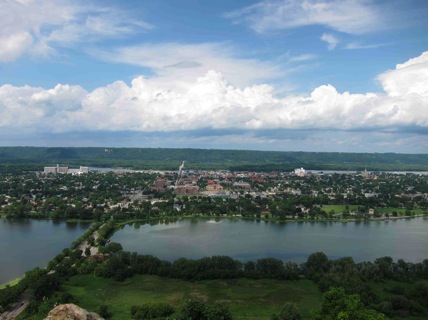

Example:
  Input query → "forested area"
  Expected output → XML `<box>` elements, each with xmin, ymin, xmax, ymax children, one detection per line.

<box><xmin>0</xmin><ymin>146</ymin><xmax>427</xmax><ymax>171</ymax></box>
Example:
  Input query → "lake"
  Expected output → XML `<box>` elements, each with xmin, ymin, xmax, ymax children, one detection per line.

<box><xmin>111</xmin><ymin>217</ymin><xmax>428</xmax><ymax>264</ymax></box>
<box><xmin>0</xmin><ymin>219</ymin><xmax>91</xmax><ymax>285</ymax></box>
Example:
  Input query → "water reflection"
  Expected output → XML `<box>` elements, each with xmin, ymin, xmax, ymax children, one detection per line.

<box><xmin>65</xmin><ymin>222</ymin><xmax>78</xmax><ymax>230</ymax></box>
<box><xmin>0</xmin><ymin>219</ymin><xmax>90</xmax><ymax>285</ymax></box>
<box><xmin>52</xmin><ymin>219</ymin><xmax>62</xmax><ymax>226</ymax></box>
<box><xmin>2</xmin><ymin>218</ymin><xmax>32</xmax><ymax>230</ymax></box>
<box><xmin>111</xmin><ymin>217</ymin><xmax>428</xmax><ymax>264</ymax></box>
<box><xmin>149</xmin><ymin>219</ymin><xmax>159</xmax><ymax>226</ymax></box>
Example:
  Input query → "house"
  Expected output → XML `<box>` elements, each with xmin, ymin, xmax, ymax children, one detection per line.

<box><xmin>206</xmin><ymin>184</ymin><xmax>223</xmax><ymax>192</ymax></box>
<box><xmin>233</xmin><ymin>181</ymin><xmax>251</xmax><ymax>189</ymax></box>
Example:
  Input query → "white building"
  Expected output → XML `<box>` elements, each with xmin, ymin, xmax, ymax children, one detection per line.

<box><xmin>43</xmin><ymin>164</ymin><xmax>88</xmax><ymax>174</ymax></box>
<box><xmin>43</xmin><ymin>167</ymin><xmax>57</xmax><ymax>174</ymax></box>
<box><xmin>294</xmin><ymin>167</ymin><xmax>306</xmax><ymax>177</ymax></box>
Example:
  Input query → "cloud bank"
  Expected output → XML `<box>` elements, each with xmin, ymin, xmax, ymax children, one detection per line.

<box><xmin>1</xmin><ymin>52</ymin><xmax>427</xmax><ymax>140</ymax></box>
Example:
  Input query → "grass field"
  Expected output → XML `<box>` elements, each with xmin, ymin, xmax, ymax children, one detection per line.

<box><xmin>0</xmin><ymin>277</ymin><xmax>21</xmax><ymax>289</ymax></box>
<box><xmin>321</xmin><ymin>205</ymin><xmax>426</xmax><ymax>215</ymax></box>
<box><xmin>321</xmin><ymin>204</ymin><xmax>360</xmax><ymax>213</ymax></box>
<box><xmin>54</xmin><ymin>275</ymin><xmax>322</xmax><ymax>320</ymax></box>
<box><xmin>374</xmin><ymin>207</ymin><xmax>426</xmax><ymax>215</ymax></box>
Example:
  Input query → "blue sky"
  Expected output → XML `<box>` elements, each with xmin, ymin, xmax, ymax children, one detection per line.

<box><xmin>1</xmin><ymin>0</ymin><xmax>427</xmax><ymax>153</ymax></box>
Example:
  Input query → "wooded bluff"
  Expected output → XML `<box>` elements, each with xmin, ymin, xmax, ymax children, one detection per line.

<box><xmin>0</xmin><ymin>146</ymin><xmax>427</xmax><ymax>172</ymax></box>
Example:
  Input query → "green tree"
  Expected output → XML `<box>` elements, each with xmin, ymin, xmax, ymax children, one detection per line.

<box><xmin>178</xmin><ymin>298</ymin><xmax>232</xmax><ymax>320</ymax></box>
<box><xmin>98</xmin><ymin>305</ymin><xmax>112</xmax><ymax>318</ymax></box>
<box><xmin>271</xmin><ymin>302</ymin><xmax>301</xmax><ymax>320</ymax></box>
<box><xmin>305</xmin><ymin>252</ymin><xmax>330</xmax><ymax>280</ymax></box>
<box><xmin>205</xmin><ymin>303</ymin><xmax>232</xmax><ymax>320</ymax></box>
<box><xmin>179</xmin><ymin>298</ymin><xmax>207</xmax><ymax>320</ymax></box>
<box><xmin>312</xmin><ymin>287</ymin><xmax>385</xmax><ymax>320</ymax></box>
<box><xmin>23</xmin><ymin>268</ymin><xmax>60</xmax><ymax>299</ymax></box>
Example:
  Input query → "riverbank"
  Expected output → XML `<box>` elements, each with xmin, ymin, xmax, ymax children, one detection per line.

<box><xmin>0</xmin><ymin>278</ymin><xmax>20</xmax><ymax>290</ymax></box>
<box><xmin>1</xmin><ymin>213</ymin><xmax>426</xmax><ymax>286</ymax></box>
<box><xmin>177</xmin><ymin>212</ymin><xmax>428</xmax><ymax>224</ymax></box>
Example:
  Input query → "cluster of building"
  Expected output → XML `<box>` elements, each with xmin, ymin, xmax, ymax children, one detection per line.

<box><xmin>149</xmin><ymin>166</ymin><xmax>309</xmax><ymax>196</ymax></box>
<box><xmin>152</xmin><ymin>177</ymin><xmax>199</xmax><ymax>195</ymax></box>
<box><xmin>43</xmin><ymin>164</ymin><xmax>89</xmax><ymax>175</ymax></box>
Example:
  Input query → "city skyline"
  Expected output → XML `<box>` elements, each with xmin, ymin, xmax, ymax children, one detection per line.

<box><xmin>1</xmin><ymin>0</ymin><xmax>427</xmax><ymax>153</ymax></box>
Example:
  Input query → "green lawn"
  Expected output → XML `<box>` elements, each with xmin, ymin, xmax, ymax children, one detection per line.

<box><xmin>321</xmin><ymin>204</ymin><xmax>359</xmax><ymax>213</ymax></box>
<box><xmin>321</xmin><ymin>205</ymin><xmax>426</xmax><ymax>216</ymax></box>
<box><xmin>52</xmin><ymin>275</ymin><xmax>322</xmax><ymax>320</ymax></box>
<box><xmin>0</xmin><ymin>277</ymin><xmax>21</xmax><ymax>289</ymax></box>
<box><xmin>374</xmin><ymin>207</ymin><xmax>426</xmax><ymax>215</ymax></box>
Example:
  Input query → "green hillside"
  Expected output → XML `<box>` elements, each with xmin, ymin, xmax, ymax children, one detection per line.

<box><xmin>0</xmin><ymin>146</ymin><xmax>427</xmax><ymax>171</ymax></box>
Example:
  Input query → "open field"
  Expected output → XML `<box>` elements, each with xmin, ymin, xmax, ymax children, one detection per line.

<box><xmin>49</xmin><ymin>275</ymin><xmax>322</xmax><ymax>320</ymax></box>
<box><xmin>321</xmin><ymin>204</ymin><xmax>360</xmax><ymax>213</ymax></box>
<box><xmin>374</xmin><ymin>207</ymin><xmax>426</xmax><ymax>214</ymax></box>
<box><xmin>321</xmin><ymin>205</ymin><xmax>426</xmax><ymax>215</ymax></box>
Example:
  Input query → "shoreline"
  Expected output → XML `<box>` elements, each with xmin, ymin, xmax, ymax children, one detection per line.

<box><xmin>1</xmin><ymin>213</ymin><xmax>427</xmax><ymax>224</ymax></box>
<box><xmin>1</xmin><ymin>213</ymin><xmax>426</xmax><ymax>287</ymax></box>
<box><xmin>0</xmin><ymin>277</ymin><xmax>21</xmax><ymax>289</ymax></box>
<box><xmin>172</xmin><ymin>213</ymin><xmax>428</xmax><ymax>224</ymax></box>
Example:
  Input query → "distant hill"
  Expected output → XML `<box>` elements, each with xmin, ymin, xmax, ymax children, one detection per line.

<box><xmin>0</xmin><ymin>146</ymin><xmax>427</xmax><ymax>172</ymax></box>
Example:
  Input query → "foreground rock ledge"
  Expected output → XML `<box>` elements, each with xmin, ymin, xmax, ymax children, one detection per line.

<box><xmin>44</xmin><ymin>304</ymin><xmax>104</xmax><ymax>320</ymax></box>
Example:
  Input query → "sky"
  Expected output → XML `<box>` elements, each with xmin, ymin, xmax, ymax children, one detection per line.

<box><xmin>1</xmin><ymin>0</ymin><xmax>428</xmax><ymax>153</ymax></box>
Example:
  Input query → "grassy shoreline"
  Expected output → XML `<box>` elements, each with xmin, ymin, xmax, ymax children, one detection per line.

<box><xmin>0</xmin><ymin>278</ymin><xmax>21</xmax><ymax>289</ymax></box>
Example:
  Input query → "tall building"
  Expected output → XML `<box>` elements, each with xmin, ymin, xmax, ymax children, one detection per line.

<box><xmin>44</xmin><ymin>167</ymin><xmax>57</xmax><ymax>174</ymax></box>
<box><xmin>43</xmin><ymin>165</ymin><xmax>72</xmax><ymax>174</ymax></box>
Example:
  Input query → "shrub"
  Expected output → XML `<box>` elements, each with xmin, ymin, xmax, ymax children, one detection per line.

<box><xmin>130</xmin><ymin>302</ymin><xmax>175</xmax><ymax>319</ymax></box>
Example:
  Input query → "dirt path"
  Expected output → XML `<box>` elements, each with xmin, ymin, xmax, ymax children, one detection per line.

<box><xmin>78</xmin><ymin>229</ymin><xmax>100</xmax><ymax>256</ymax></box>
<box><xmin>0</xmin><ymin>292</ymin><xmax>31</xmax><ymax>320</ymax></box>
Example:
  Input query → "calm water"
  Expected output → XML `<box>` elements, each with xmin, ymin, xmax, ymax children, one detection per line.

<box><xmin>0</xmin><ymin>219</ymin><xmax>91</xmax><ymax>285</ymax></box>
<box><xmin>111</xmin><ymin>217</ymin><xmax>428</xmax><ymax>264</ymax></box>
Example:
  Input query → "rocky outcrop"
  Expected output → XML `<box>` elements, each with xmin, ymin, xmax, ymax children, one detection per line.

<box><xmin>44</xmin><ymin>304</ymin><xmax>104</xmax><ymax>320</ymax></box>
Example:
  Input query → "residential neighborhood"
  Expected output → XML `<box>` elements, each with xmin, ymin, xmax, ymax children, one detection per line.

<box><xmin>1</xmin><ymin>166</ymin><xmax>426</xmax><ymax>221</ymax></box>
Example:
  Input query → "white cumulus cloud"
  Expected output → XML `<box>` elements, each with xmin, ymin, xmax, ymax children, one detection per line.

<box><xmin>0</xmin><ymin>52</ymin><xmax>427</xmax><ymax>137</ymax></box>
<box><xmin>378</xmin><ymin>51</ymin><xmax>428</xmax><ymax>98</ymax></box>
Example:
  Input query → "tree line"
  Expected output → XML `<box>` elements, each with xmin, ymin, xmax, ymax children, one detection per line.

<box><xmin>1</xmin><ymin>147</ymin><xmax>427</xmax><ymax>171</ymax></box>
